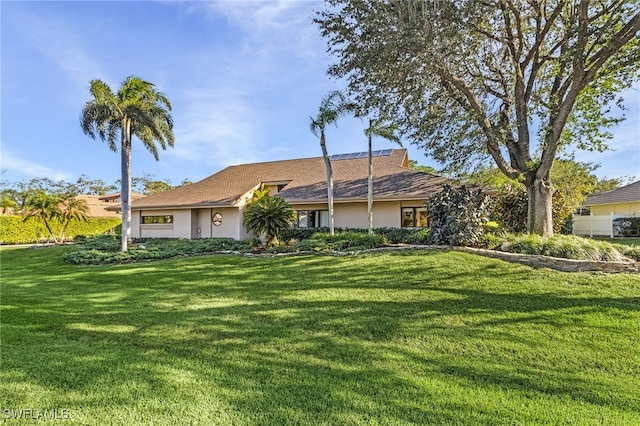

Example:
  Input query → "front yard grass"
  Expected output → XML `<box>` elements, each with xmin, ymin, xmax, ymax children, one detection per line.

<box><xmin>2</xmin><ymin>246</ymin><xmax>639</xmax><ymax>425</ymax></box>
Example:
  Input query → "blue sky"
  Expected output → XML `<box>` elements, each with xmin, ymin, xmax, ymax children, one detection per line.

<box><xmin>2</xmin><ymin>0</ymin><xmax>639</xmax><ymax>188</ymax></box>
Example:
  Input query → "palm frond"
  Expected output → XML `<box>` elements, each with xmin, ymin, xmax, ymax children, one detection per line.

<box><xmin>365</xmin><ymin>119</ymin><xmax>402</xmax><ymax>145</ymax></box>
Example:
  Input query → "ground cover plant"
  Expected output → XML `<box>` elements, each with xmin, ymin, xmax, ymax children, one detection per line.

<box><xmin>2</xmin><ymin>246</ymin><xmax>639</xmax><ymax>425</ymax></box>
<box><xmin>64</xmin><ymin>231</ymin><xmax>639</xmax><ymax>266</ymax></box>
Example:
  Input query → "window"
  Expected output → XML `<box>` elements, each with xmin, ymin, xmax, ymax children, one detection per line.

<box><xmin>575</xmin><ymin>207</ymin><xmax>591</xmax><ymax>216</ymax></box>
<box><xmin>141</xmin><ymin>215</ymin><xmax>173</xmax><ymax>224</ymax></box>
<box><xmin>401</xmin><ymin>207</ymin><xmax>427</xmax><ymax>227</ymax></box>
<box><xmin>296</xmin><ymin>210</ymin><xmax>329</xmax><ymax>228</ymax></box>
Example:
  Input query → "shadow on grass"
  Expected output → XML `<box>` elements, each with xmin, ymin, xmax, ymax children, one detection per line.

<box><xmin>2</xmin><ymin>247</ymin><xmax>640</xmax><ymax>424</ymax></box>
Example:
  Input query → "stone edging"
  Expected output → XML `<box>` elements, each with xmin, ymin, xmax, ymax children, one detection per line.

<box><xmin>452</xmin><ymin>246</ymin><xmax>639</xmax><ymax>274</ymax></box>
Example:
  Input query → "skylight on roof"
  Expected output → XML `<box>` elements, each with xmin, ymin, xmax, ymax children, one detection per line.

<box><xmin>329</xmin><ymin>149</ymin><xmax>393</xmax><ymax>161</ymax></box>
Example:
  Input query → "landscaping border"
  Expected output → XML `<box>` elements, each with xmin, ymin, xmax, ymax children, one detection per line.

<box><xmin>274</xmin><ymin>245</ymin><xmax>639</xmax><ymax>274</ymax></box>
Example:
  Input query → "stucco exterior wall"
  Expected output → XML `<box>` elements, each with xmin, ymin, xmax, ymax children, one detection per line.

<box><xmin>334</xmin><ymin>203</ymin><xmax>368</xmax><ymax>228</ymax></box>
<box><xmin>134</xmin><ymin>199</ymin><xmax>428</xmax><ymax>240</ymax></box>
<box><xmin>372</xmin><ymin>202</ymin><xmax>402</xmax><ymax>228</ymax></box>
<box><xmin>590</xmin><ymin>202</ymin><xmax>640</xmax><ymax>216</ymax></box>
<box><xmin>208</xmin><ymin>208</ymin><xmax>243</xmax><ymax>240</ymax></box>
<box><xmin>131</xmin><ymin>211</ymin><xmax>141</xmax><ymax>238</ymax></box>
<box><xmin>135</xmin><ymin>209</ymin><xmax>183</xmax><ymax>239</ymax></box>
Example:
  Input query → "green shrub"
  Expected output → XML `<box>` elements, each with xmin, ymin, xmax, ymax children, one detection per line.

<box><xmin>617</xmin><ymin>245</ymin><xmax>640</xmax><ymax>262</ymax></box>
<box><xmin>374</xmin><ymin>227</ymin><xmax>432</xmax><ymax>244</ymax></box>
<box><xmin>500</xmin><ymin>234</ymin><xmax>626</xmax><ymax>261</ymax></box>
<box><xmin>243</xmin><ymin>195</ymin><xmax>295</xmax><ymax>245</ymax></box>
<box><xmin>426</xmin><ymin>184</ymin><xmax>492</xmax><ymax>246</ymax></box>
<box><xmin>64</xmin><ymin>237</ymin><xmax>255</xmax><ymax>265</ymax></box>
<box><xmin>0</xmin><ymin>216</ymin><xmax>120</xmax><ymax>245</ymax></box>
<box><xmin>282</xmin><ymin>227</ymin><xmax>432</xmax><ymax>245</ymax></box>
<box><xmin>480</xmin><ymin>233</ymin><xmax>504</xmax><ymax>250</ymax></box>
<box><xmin>281</xmin><ymin>227</ymin><xmax>330</xmax><ymax>241</ymax></box>
<box><xmin>613</xmin><ymin>217</ymin><xmax>640</xmax><ymax>237</ymax></box>
<box><xmin>293</xmin><ymin>231</ymin><xmax>387</xmax><ymax>252</ymax></box>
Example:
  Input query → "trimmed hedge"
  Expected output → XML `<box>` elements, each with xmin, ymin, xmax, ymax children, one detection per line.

<box><xmin>0</xmin><ymin>216</ymin><xmax>121</xmax><ymax>245</ymax></box>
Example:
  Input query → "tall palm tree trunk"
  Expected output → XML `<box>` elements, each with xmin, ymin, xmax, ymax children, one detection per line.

<box><xmin>120</xmin><ymin>119</ymin><xmax>132</xmax><ymax>252</ymax></box>
<box><xmin>319</xmin><ymin>130</ymin><xmax>335</xmax><ymax>235</ymax></box>
<box><xmin>367</xmin><ymin>132</ymin><xmax>374</xmax><ymax>236</ymax></box>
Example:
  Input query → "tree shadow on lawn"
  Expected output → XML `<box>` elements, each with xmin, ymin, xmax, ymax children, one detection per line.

<box><xmin>2</xmin><ymin>249</ymin><xmax>640</xmax><ymax>423</ymax></box>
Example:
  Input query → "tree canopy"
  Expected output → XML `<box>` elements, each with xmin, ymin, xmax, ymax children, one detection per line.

<box><xmin>316</xmin><ymin>0</ymin><xmax>640</xmax><ymax>236</ymax></box>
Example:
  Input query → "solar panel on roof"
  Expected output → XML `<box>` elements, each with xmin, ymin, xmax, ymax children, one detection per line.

<box><xmin>329</xmin><ymin>150</ymin><xmax>393</xmax><ymax>161</ymax></box>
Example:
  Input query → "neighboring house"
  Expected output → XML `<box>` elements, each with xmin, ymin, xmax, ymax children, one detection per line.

<box><xmin>78</xmin><ymin>192</ymin><xmax>145</xmax><ymax>217</ymax></box>
<box><xmin>114</xmin><ymin>149</ymin><xmax>451</xmax><ymax>240</ymax></box>
<box><xmin>573</xmin><ymin>180</ymin><xmax>640</xmax><ymax>237</ymax></box>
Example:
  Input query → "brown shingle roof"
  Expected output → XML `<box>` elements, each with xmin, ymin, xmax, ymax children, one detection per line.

<box><xmin>130</xmin><ymin>149</ymin><xmax>450</xmax><ymax>209</ymax></box>
<box><xmin>583</xmin><ymin>180</ymin><xmax>640</xmax><ymax>206</ymax></box>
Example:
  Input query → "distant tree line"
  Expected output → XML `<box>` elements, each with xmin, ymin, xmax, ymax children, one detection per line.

<box><xmin>0</xmin><ymin>173</ymin><xmax>192</xmax><ymax>214</ymax></box>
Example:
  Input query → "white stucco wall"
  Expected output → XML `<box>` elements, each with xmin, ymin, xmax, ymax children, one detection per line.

<box><xmin>291</xmin><ymin>201</ymin><xmax>405</xmax><ymax>229</ymax></box>
<box><xmin>209</xmin><ymin>208</ymin><xmax>244</xmax><ymax>240</ymax></box>
<box><xmin>133</xmin><ymin>209</ymin><xmax>192</xmax><ymax>239</ymax></box>
<box><xmin>371</xmin><ymin>202</ymin><xmax>402</xmax><ymax>228</ymax></box>
<box><xmin>135</xmin><ymin>199</ymin><xmax>427</xmax><ymax>240</ymax></box>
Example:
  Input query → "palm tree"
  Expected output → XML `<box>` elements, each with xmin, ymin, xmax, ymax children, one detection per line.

<box><xmin>58</xmin><ymin>196</ymin><xmax>89</xmax><ymax>243</ymax></box>
<box><xmin>22</xmin><ymin>191</ymin><xmax>62</xmax><ymax>243</ymax></box>
<box><xmin>310</xmin><ymin>91</ymin><xmax>352</xmax><ymax>235</ymax></box>
<box><xmin>364</xmin><ymin>119</ymin><xmax>402</xmax><ymax>235</ymax></box>
<box><xmin>243</xmin><ymin>194</ymin><xmax>295</xmax><ymax>246</ymax></box>
<box><xmin>80</xmin><ymin>76</ymin><xmax>174</xmax><ymax>251</ymax></box>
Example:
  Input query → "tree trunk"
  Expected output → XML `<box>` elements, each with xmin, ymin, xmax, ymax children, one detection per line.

<box><xmin>367</xmin><ymin>133</ymin><xmax>373</xmax><ymax>236</ymax></box>
<box><xmin>527</xmin><ymin>177</ymin><xmax>554</xmax><ymax>237</ymax></box>
<box><xmin>319</xmin><ymin>130</ymin><xmax>335</xmax><ymax>235</ymax></box>
<box><xmin>42</xmin><ymin>218</ymin><xmax>58</xmax><ymax>244</ymax></box>
<box><xmin>120</xmin><ymin>119</ymin><xmax>132</xmax><ymax>252</ymax></box>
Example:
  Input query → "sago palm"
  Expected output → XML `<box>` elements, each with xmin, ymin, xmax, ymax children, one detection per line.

<box><xmin>80</xmin><ymin>76</ymin><xmax>174</xmax><ymax>251</ymax></box>
<box><xmin>310</xmin><ymin>91</ymin><xmax>352</xmax><ymax>235</ymax></box>
<box><xmin>364</xmin><ymin>119</ymin><xmax>401</xmax><ymax>235</ymax></box>
<box><xmin>243</xmin><ymin>195</ymin><xmax>295</xmax><ymax>246</ymax></box>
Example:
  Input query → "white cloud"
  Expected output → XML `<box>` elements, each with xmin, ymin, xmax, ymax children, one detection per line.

<box><xmin>171</xmin><ymin>87</ymin><xmax>264</xmax><ymax>168</ymax></box>
<box><xmin>184</xmin><ymin>0</ymin><xmax>323</xmax><ymax>61</ymax></box>
<box><xmin>0</xmin><ymin>151</ymin><xmax>73</xmax><ymax>182</ymax></box>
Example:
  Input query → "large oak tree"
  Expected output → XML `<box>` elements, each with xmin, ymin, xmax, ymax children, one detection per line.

<box><xmin>316</xmin><ymin>0</ymin><xmax>640</xmax><ymax>236</ymax></box>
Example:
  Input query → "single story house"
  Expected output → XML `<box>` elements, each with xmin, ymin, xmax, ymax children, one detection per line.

<box><xmin>572</xmin><ymin>180</ymin><xmax>640</xmax><ymax>237</ymax></box>
<box><xmin>117</xmin><ymin>149</ymin><xmax>450</xmax><ymax>240</ymax></box>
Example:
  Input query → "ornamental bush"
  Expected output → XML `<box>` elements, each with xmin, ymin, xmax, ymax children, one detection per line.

<box><xmin>293</xmin><ymin>231</ymin><xmax>386</xmax><ymax>252</ymax></box>
<box><xmin>495</xmin><ymin>234</ymin><xmax>626</xmax><ymax>262</ymax></box>
<box><xmin>613</xmin><ymin>217</ymin><xmax>640</xmax><ymax>237</ymax></box>
<box><xmin>243</xmin><ymin>195</ymin><xmax>296</xmax><ymax>245</ymax></box>
<box><xmin>281</xmin><ymin>227</ymin><xmax>432</xmax><ymax>245</ymax></box>
<box><xmin>426</xmin><ymin>185</ymin><xmax>492</xmax><ymax>246</ymax></box>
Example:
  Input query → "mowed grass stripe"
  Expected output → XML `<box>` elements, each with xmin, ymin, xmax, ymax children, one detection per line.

<box><xmin>1</xmin><ymin>246</ymin><xmax>639</xmax><ymax>425</ymax></box>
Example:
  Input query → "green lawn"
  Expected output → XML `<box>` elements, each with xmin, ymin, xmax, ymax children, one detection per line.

<box><xmin>604</xmin><ymin>237</ymin><xmax>640</xmax><ymax>246</ymax></box>
<box><xmin>2</xmin><ymin>246</ymin><xmax>639</xmax><ymax>425</ymax></box>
